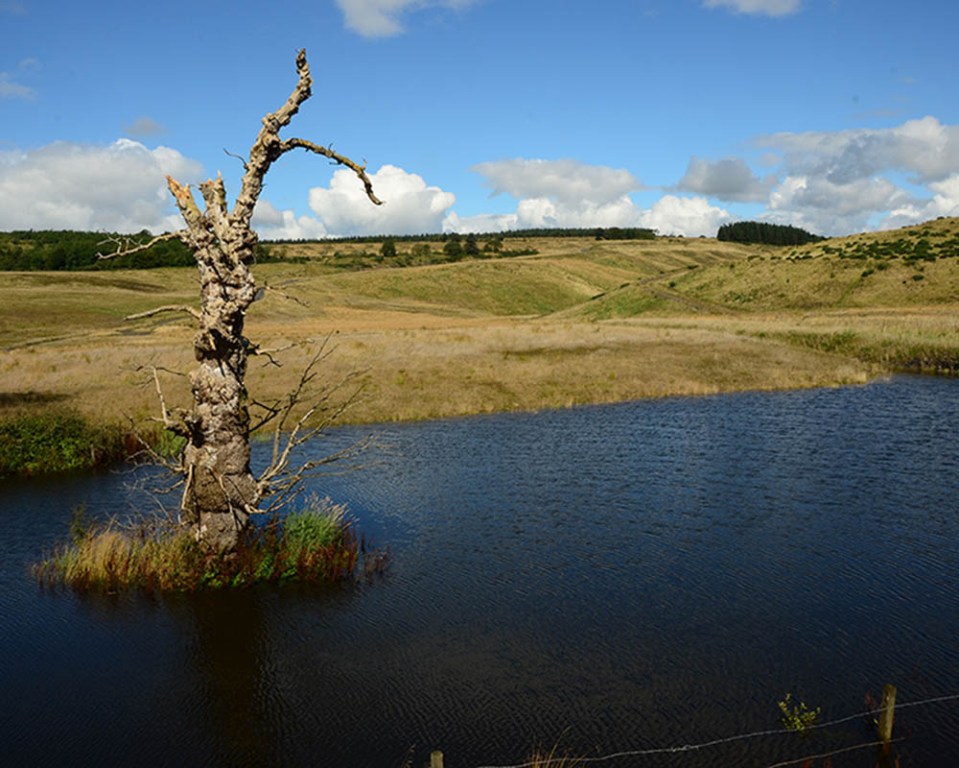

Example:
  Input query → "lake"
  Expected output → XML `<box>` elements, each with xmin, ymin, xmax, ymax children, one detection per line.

<box><xmin>2</xmin><ymin>375</ymin><xmax>957</xmax><ymax>767</ymax></box>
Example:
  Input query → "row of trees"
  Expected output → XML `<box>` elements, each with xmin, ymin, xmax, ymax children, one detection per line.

<box><xmin>0</xmin><ymin>225</ymin><xmax>659</xmax><ymax>272</ymax></box>
<box><xmin>0</xmin><ymin>230</ymin><xmax>287</xmax><ymax>271</ymax></box>
<box><xmin>717</xmin><ymin>221</ymin><xmax>824</xmax><ymax>246</ymax></box>
<box><xmin>0</xmin><ymin>230</ymin><xmax>537</xmax><ymax>272</ymax></box>
<box><xmin>592</xmin><ymin>227</ymin><xmax>656</xmax><ymax>240</ymax></box>
<box><xmin>277</xmin><ymin>226</ymin><xmax>656</xmax><ymax>246</ymax></box>
<box><xmin>0</xmin><ymin>230</ymin><xmax>192</xmax><ymax>270</ymax></box>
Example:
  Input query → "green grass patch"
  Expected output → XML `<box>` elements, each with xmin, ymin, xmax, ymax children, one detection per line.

<box><xmin>34</xmin><ymin>497</ymin><xmax>385</xmax><ymax>592</ymax></box>
<box><xmin>578</xmin><ymin>286</ymin><xmax>669</xmax><ymax>319</ymax></box>
<box><xmin>330</xmin><ymin>259</ymin><xmax>600</xmax><ymax>316</ymax></box>
<box><xmin>0</xmin><ymin>409</ymin><xmax>127</xmax><ymax>478</ymax></box>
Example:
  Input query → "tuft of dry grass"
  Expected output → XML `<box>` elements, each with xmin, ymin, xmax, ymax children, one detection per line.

<box><xmin>33</xmin><ymin>497</ymin><xmax>377</xmax><ymax>593</ymax></box>
<box><xmin>522</xmin><ymin>744</ymin><xmax>585</xmax><ymax>768</ymax></box>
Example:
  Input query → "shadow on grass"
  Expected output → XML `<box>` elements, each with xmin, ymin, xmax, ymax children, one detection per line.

<box><xmin>0</xmin><ymin>390</ymin><xmax>70</xmax><ymax>408</ymax></box>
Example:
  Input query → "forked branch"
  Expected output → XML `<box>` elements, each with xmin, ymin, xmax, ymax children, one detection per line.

<box><xmin>231</xmin><ymin>48</ymin><xmax>383</xmax><ymax>230</ymax></box>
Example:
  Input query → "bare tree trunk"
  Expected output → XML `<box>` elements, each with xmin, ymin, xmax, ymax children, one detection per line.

<box><xmin>171</xmin><ymin>173</ymin><xmax>260</xmax><ymax>551</ymax></box>
<box><xmin>108</xmin><ymin>50</ymin><xmax>381</xmax><ymax>553</ymax></box>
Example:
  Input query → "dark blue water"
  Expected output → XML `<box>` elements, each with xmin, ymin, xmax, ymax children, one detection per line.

<box><xmin>2</xmin><ymin>376</ymin><xmax>957</xmax><ymax>767</ymax></box>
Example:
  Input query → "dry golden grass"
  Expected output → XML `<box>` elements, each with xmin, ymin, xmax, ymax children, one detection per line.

<box><xmin>522</xmin><ymin>746</ymin><xmax>585</xmax><ymax>768</ymax></box>
<box><xmin>0</xmin><ymin>302</ymin><xmax>873</xmax><ymax>429</ymax></box>
<box><xmin>1</xmin><ymin>223</ymin><xmax>955</xmax><ymax>433</ymax></box>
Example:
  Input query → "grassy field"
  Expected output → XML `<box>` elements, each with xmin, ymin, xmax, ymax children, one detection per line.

<box><xmin>1</xmin><ymin>220</ymin><xmax>956</xmax><ymax>437</ymax></box>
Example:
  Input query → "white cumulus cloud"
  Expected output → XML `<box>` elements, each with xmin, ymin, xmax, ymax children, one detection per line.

<box><xmin>749</xmin><ymin>116</ymin><xmax>959</xmax><ymax>234</ymax></box>
<box><xmin>443</xmin><ymin>211</ymin><xmax>517</xmax><ymax>234</ymax></box>
<box><xmin>512</xmin><ymin>196</ymin><xmax>642</xmax><ymax>230</ymax></box>
<box><xmin>463</xmin><ymin>158</ymin><xmax>644</xmax><ymax>231</ymax></box>
<box><xmin>638</xmin><ymin>196</ymin><xmax>731</xmax><ymax>238</ymax></box>
<box><xmin>473</xmin><ymin>158</ymin><xmax>640</xmax><ymax>207</ymax></box>
<box><xmin>766</xmin><ymin>174</ymin><xmax>909</xmax><ymax>234</ymax></box>
<box><xmin>703</xmin><ymin>0</ymin><xmax>802</xmax><ymax>17</ymax></box>
<box><xmin>0</xmin><ymin>139</ymin><xmax>202</xmax><ymax>232</ymax></box>
<box><xmin>336</xmin><ymin>0</ymin><xmax>476</xmax><ymax>37</ymax></box>
<box><xmin>465</xmin><ymin>158</ymin><xmax>733</xmax><ymax>236</ymax></box>
<box><xmin>758</xmin><ymin>116</ymin><xmax>959</xmax><ymax>185</ymax></box>
<box><xmin>252</xmin><ymin>199</ymin><xmax>331</xmax><ymax>241</ymax></box>
<box><xmin>308</xmin><ymin>164</ymin><xmax>455</xmax><ymax>236</ymax></box>
<box><xmin>879</xmin><ymin>174</ymin><xmax>959</xmax><ymax>230</ymax></box>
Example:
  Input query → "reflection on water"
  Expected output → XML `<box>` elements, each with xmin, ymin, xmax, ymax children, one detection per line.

<box><xmin>1</xmin><ymin>375</ymin><xmax>958</xmax><ymax>766</ymax></box>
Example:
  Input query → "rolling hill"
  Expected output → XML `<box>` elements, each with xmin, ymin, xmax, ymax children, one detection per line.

<box><xmin>1</xmin><ymin>218</ymin><xmax>956</xmax><ymax>430</ymax></box>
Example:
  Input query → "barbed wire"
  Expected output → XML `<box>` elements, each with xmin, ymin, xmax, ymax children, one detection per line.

<box><xmin>763</xmin><ymin>738</ymin><xmax>905</xmax><ymax>768</ymax></box>
<box><xmin>471</xmin><ymin>692</ymin><xmax>959</xmax><ymax>768</ymax></box>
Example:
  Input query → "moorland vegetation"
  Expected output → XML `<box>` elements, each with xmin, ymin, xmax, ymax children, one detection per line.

<box><xmin>2</xmin><ymin>216</ymin><xmax>957</xmax><ymax>481</ymax></box>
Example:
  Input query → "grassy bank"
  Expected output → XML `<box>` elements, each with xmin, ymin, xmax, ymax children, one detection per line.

<box><xmin>1</xmin><ymin>221</ymin><xmax>957</xmax><ymax>471</ymax></box>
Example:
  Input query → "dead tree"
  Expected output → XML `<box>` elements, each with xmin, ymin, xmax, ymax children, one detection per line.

<box><xmin>102</xmin><ymin>49</ymin><xmax>381</xmax><ymax>553</ymax></box>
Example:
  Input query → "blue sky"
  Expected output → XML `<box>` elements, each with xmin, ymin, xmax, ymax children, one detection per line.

<box><xmin>1</xmin><ymin>0</ymin><xmax>958</xmax><ymax>238</ymax></box>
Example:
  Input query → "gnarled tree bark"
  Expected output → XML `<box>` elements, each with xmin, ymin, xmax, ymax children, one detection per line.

<box><xmin>108</xmin><ymin>49</ymin><xmax>381</xmax><ymax>553</ymax></box>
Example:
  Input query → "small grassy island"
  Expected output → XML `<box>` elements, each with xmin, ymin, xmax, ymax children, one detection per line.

<box><xmin>33</xmin><ymin>496</ymin><xmax>383</xmax><ymax>592</ymax></box>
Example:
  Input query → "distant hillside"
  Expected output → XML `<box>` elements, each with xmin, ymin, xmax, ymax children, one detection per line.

<box><xmin>798</xmin><ymin>216</ymin><xmax>959</xmax><ymax>262</ymax></box>
<box><xmin>3</xmin><ymin>218</ymin><xmax>956</xmax><ymax>317</ymax></box>
<box><xmin>668</xmin><ymin>216</ymin><xmax>959</xmax><ymax>312</ymax></box>
<box><xmin>306</xmin><ymin>236</ymin><xmax>756</xmax><ymax>317</ymax></box>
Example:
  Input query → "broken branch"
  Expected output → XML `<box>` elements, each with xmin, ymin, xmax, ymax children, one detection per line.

<box><xmin>125</xmin><ymin>305</ymin><xmax>202</xmax><ymax>322</ymax></box>
<box><xmin>280</xmin><ymin>138</ymin><xmax>383</xmax><ymax>206</ymax></box>
<box><xmin>97</xmin><ymin>231</ymin><xmax>184</xmax><ymax>261</ymax></box>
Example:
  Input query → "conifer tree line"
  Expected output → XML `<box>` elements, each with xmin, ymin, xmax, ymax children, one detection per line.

<box><xmin>717</xmin><ymin>221</ymin><xmax>824</xmax><ymax>246</ymax></box>
<box><xmin>0</xmin><ymin>226</ymin><xmax>657</xmax><ymax>271</ymax></box>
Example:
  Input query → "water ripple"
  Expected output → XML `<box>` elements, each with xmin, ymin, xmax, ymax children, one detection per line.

<box><xmin>2</xmin><ymin>376</ymin><xmax>958</xmax><ymax>766</ymax></box>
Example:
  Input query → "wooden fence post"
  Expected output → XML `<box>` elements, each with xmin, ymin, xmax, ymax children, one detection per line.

<box><xmin>877</xmin><ymin>683</ymin><xmax>896</xmax><ymax>743</ymax></box>
<box><xmin>430</xmin><ymin>750</ymin><xmax>444</xmax><ymax>768</ymax></box>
